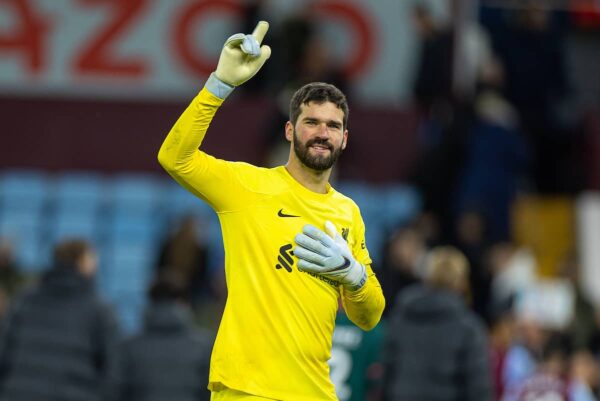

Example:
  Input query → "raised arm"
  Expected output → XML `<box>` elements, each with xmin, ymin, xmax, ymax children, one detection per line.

<box><xmin>157</xmin><ymin>22</ymin><xmax>271</xmax><ymax>206</ymax></box>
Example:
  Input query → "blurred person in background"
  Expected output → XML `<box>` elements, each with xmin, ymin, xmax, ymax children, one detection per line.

<box><xmin>380</xmin><ymin>224</ymin><xmax>426</xmax><ymax>316</ymax></box>
<box><xmin>112</xmin><ymin>271</ymin><xmax>213</xmax><ymax>401</ymax></box>
<box><xmin>382</xmin><ymin>246</ymin><xmax>493</xmax><ymax>401</ymax></box>
<box><xmin>413</xmin><ymin>212</ymin><xmax>443</xmax><ymax>249</ymax></box>
<box><xmin>510</xmin><ymin>333</ymin><xmax>571</xmax><ymax>401</ymax></box>
<box><xmin>412</xmin><ymin>4</ymin><xmax>453</xmax><ymax>115</ymax></box>
<box><xmin>488</xmin><ymin>243</ymin><xmax>537</xmax><ymax>313</ymax></box>
<box><xmin>453</xmin><ymin>56</ymin><xmax>530</xmax><ymax>244</ymax></box>
<box><xmin>0</xmin><ymin>239</ymin><xmax>27</xmax><ymax>312</ymax></box>
<box><xmin>0</xmin><ymin>291</ymin><xmax>7</xmax><ymax>324</ymax></box>
<box><xmin>488</xmin><ymin>297</ymin><xmax>517</xmax><ymax>401</ymax></box>
<box><xmin>482</xmin><ymin>2</ymin><xmax>574</xmax><ymax>193</ymax></box>
<box><xmin>558</xmin><ymin>251</ymin><xmax>599</xmax><ymax>352</ymax></box>
<box><xmin>157</xmin><ymin>214</ymin><xmax>211</xmax><ymax>306</ymax></box>
<box><xmin>453</xmin><ymin>209</ymin><xmax>492</xmax><ymax>321</ymax></box>
<box><xmin>0</xmin><ymin>239</ymin><xmax>120</xmax><ymax>401</ymax></box>
<box><xmin>451</xmin><ymin>54</ymin><xmax>529</xmax><ymax>323</ymax></box>
<box><xmin>410</xmin><ymin>3</ymin><xmax>476</xmax><ymax>245</ymax></box>
<box><xmin>568</xmin><ymin>349</ymin><xmax>599</xmax><ymax>401</ymax></box>
<box><xmin>330</xmin><ymin>306</ymin><xmax>385</xmax><ymax>401</ymax></box>
<box><xmin>501</xmin><ymin>316</ymin><xmax>550</xmax><ymax>401</ymax></box>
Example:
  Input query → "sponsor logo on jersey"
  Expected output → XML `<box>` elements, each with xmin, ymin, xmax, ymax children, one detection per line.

<box><xmin>275</xmin><ymin>244</ymin><xmax>294</xmax><ymax>272</ymax></box>
<box><xmin>274</xmin><ymin>243</ymin><xmax>340</xmax><ymax>288</ymax></box>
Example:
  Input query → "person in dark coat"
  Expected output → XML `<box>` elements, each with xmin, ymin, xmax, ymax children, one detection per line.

<box><xmin>113</xmin><ymin>271</ymin><xmax>213</xmax><ymax>401</ymax></box>
<box><xmin>0</xmin><ymin>238</ymin><xmax>120</xmax><ymax>401</ymax></box>
<box><xmin>383</xmin><ymin>246</ymin><xmax>493</xmax><ymax>401</ymax></box>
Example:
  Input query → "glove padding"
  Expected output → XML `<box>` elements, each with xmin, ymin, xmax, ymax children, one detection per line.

<box><xmin>214</xmin><ymin>21</ymin><xmax>271</xmax><ymax>87</ymax></box>
<box><xmin>294</xmin><ymin>221</ymin><xmax>367</xmax><ymax>290</ymax></box>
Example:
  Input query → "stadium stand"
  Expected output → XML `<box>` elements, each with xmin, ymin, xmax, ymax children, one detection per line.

<box><xmin>0</xmin><ymin>169</ymin><xmax>421</xmax><ymax>332</ymax></box>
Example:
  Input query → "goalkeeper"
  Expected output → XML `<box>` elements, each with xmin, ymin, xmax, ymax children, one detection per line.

<box><xmin>158</xmin><ymin>21</ymin><xmax>385</xmax><ymax>401</ymax></box>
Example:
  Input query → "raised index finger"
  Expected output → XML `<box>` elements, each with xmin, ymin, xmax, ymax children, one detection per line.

<box><xmin>252</xmin><ymin>21</ymin><xmax>269</xmax><ymax>45</ymax></box>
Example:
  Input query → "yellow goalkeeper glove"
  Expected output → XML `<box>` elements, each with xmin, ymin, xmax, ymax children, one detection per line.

<box><xmin>205</xmin><ymin>21</ymin><xmax>271</xmax><ymax>99</ymax></box>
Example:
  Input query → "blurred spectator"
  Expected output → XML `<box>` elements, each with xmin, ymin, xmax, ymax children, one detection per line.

<box><xmin>489</xmin><ymin>297</ymin><xmax>516</xmax><ymax>401</ymax></box>
<box><xmin>0</xmin><ymin>291</ymin><xmax>7</xmax><ymax>323</ymax></box>
<box><xmin>489</xmin><ymin>244</ymin><xmax>537</xmax><ymax>310</ymax></box>
<box><xmin>0</xmin><ymin>239</ymin><xmax>120</xmax><ymax>401</ymax></box>
<box><xmin>383</xmin><ymin>246</ymin><xmax>493</xmax><ymax>401</ymax></box>
<box><xmin>412</xmin><ymin>4</ymin><xmax>453</xmax><ymax>114</ymax></box>
<box><xmin>510</xmin><ymin>333</ymin><xmax>570</xmax><ymax>401</ymax></box>
<box><xmin>482</xmin><ymin>3</ymin><xmax>573</xmax><ymax>193</ymax></box>
<box><xmin>501</xmin><ymin>317</ymin><xmax>549</xmax><ymax>401</ymax></box>
<box><xmin>489</xmin><ymin>311</ymin><xmax>514</xmax><ymax>400</ymax></box>
<box><xmin>0</xmin><ymin>240</ymin><xmax>27</xmax><ymax>304</ymax></box>
<box><xmin>380</xmin><ymin>225</ymin><xmax>426</xmax><ymax>316</ymax></box>
<box><xmin>449</xmin><ymin>55</ymin><xmax>529</xmax><ymax>322</ymax></box>
<box><xmin>453</xmin><ymin>209</ymin><xmax>492</xmax><ymax>321</ymax></box>
<box><xmin>454</xmin><ymin>57</ymin><xmax>530</xmax><ymax>243</ymax></box>
<box><xmin>330</xmin><ymin>308</ymin><xmax>385</xmax><ymax>401</ymax></box>
<box><xmin>112</xmin><ymin>271</ymin><xmax>213</xmax><ymax>401</ymax></box>
<box><xmin>558</xmin><ymin>251</ymin><xmax>599</xmax><ymax>351</ymax></box>
<box><xmin>274</xmin><ymin>6</ymin><xmax>348</xmax><ymax>94</ymax></box>
<box><xmin>410</xmin><ymin>4</ymin><xmax>466</xmax><ymax>242</ymax></box>
<box><xmin>568</xmin><ymin>349</ymin><xmax>599</xmax><ymax>401</ymax></box>
<box><xmin>413</xmin><ymin>212</ymin><xmax>443</xmax><ymax>248</ymax></box>
<box><xmin>158</xmin><ymin>215</ymin><xmax>210</xmax><ymax>306</ymax></box>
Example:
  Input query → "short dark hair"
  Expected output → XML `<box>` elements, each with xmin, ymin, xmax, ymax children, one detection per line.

<box><xmin>289</xmin><ymin>82</ymin><xmax>349</xmax><ymax>130</ymax></box>
<box><xmin>53</xmin><ymin>239</ymin><xmax>92</xmax><ymax>267</ymax></box>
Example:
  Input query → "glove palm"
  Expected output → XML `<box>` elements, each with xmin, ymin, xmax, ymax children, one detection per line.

<box><xmin>294</xmin><ymin>221</ymin><xmax>367</xmax><ymax>290</ymax></box>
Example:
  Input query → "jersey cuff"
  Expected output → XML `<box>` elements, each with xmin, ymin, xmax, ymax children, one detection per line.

<box><xmin>204</xmin><ymin>73</ymin><xmax>235</xmax><ymax>99</ymax></box>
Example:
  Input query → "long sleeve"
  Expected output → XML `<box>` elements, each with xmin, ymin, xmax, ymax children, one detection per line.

<box><xmin>157</xmin><ymin>87</ymin><xmax>223</xmax><ymax>190</ymax></box>
<box><xmin>158</xmin><ymin>88</ymin><xmax>256</xmax><ymax>212</ymax></box>
<box><xmin>341</xmin><ymin>266</ymin><xmax>385</xmax><ymax>331</ymax></box>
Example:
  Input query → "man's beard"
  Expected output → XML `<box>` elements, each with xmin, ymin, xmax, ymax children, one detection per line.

<box><xmin>292</xmin><ymin>130</ymin><xmax>343</xmax><ymax>171</ymax></box>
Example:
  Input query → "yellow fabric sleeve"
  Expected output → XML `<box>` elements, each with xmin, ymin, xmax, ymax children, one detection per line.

<box><xmin>158</xmin><ymin>88</ymin><xmax>261</xmax><ymax>212</ymax></box>
<box><xmin>341</xmin><ymin>265</ymin><xmax>385</xmax><ymax>331</ymax></box>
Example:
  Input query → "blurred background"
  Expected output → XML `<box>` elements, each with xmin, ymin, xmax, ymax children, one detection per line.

<box><xmin>1</xmin><ymin>0</ymin><xmax>600</xmax><ymax>399</ymax></box>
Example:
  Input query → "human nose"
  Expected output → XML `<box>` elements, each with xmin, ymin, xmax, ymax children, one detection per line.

<box><xmin>315</xmin><ymin>123</ymin><xmax>330</xmax><ymax>137</ymax></box>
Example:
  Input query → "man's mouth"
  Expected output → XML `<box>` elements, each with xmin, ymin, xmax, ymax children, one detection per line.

<box><xmin>308</xmin><ymin>142</ymin><xmax>332</xmax><ymax>153</ymax></box>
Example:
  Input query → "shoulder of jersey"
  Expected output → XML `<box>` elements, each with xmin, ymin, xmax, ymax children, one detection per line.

<box><xmin>229</xmin><ymin>163</ymin><xmax>289</xmax><ymax>192</ymax></box>
<box><xmin>331</xmin><ymin>187</ymin><xmax>360</xmax><ymax>209</ymax></box>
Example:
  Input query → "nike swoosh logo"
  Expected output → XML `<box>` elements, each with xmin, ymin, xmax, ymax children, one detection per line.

<box><xmin>278</xmin><ymin>209</ymin><xmax>301</xmax><ymax>218</ymax></box>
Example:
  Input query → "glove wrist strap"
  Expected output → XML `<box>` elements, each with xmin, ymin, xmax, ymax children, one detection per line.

<box><xmin>344</xmin><ymin>262</ymin><xmax>367</xmax><ymax>291</ymax></box>
<box><xmin>205</xmin><ymin>73</ymin><xmax>235</xmax><ymax>99</ymax></box>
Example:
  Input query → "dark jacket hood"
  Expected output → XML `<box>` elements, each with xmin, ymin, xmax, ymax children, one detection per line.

<box><xmin>41</xmin><ymin>265</ymin><xmax>93</xmax><ymax>296</ymax></box>
<box><xmin>397</xmin><ymin>284</ymin><xmax>465</xmax><ymax>322</ymax></box>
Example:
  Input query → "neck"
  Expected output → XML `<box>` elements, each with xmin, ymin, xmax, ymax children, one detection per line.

<box><xmin>285</xmin><ymin>158</ymin><xmax>331</xmax><ymax>194</ymax></box>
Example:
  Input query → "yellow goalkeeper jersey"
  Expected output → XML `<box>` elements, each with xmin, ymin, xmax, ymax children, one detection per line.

<box><xmin>158</xmin><ymin>88</ymin><xmax>385</xmax><ymax>401</ymax></box>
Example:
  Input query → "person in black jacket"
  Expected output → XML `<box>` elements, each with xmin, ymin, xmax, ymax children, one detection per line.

<box><xmin>0</xmin><ymin>238</ymin><xmax>120</xmax><ymax>401</ymax></box>
<box><xmin>112</xmin><ymin>271</ymin><xmax>213</xmax><ymax>401</ymax></box>
<box><xmin>383</xmin><ymin>246</ymin><xmax>493</xmax><ymax>401</ymax></box>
